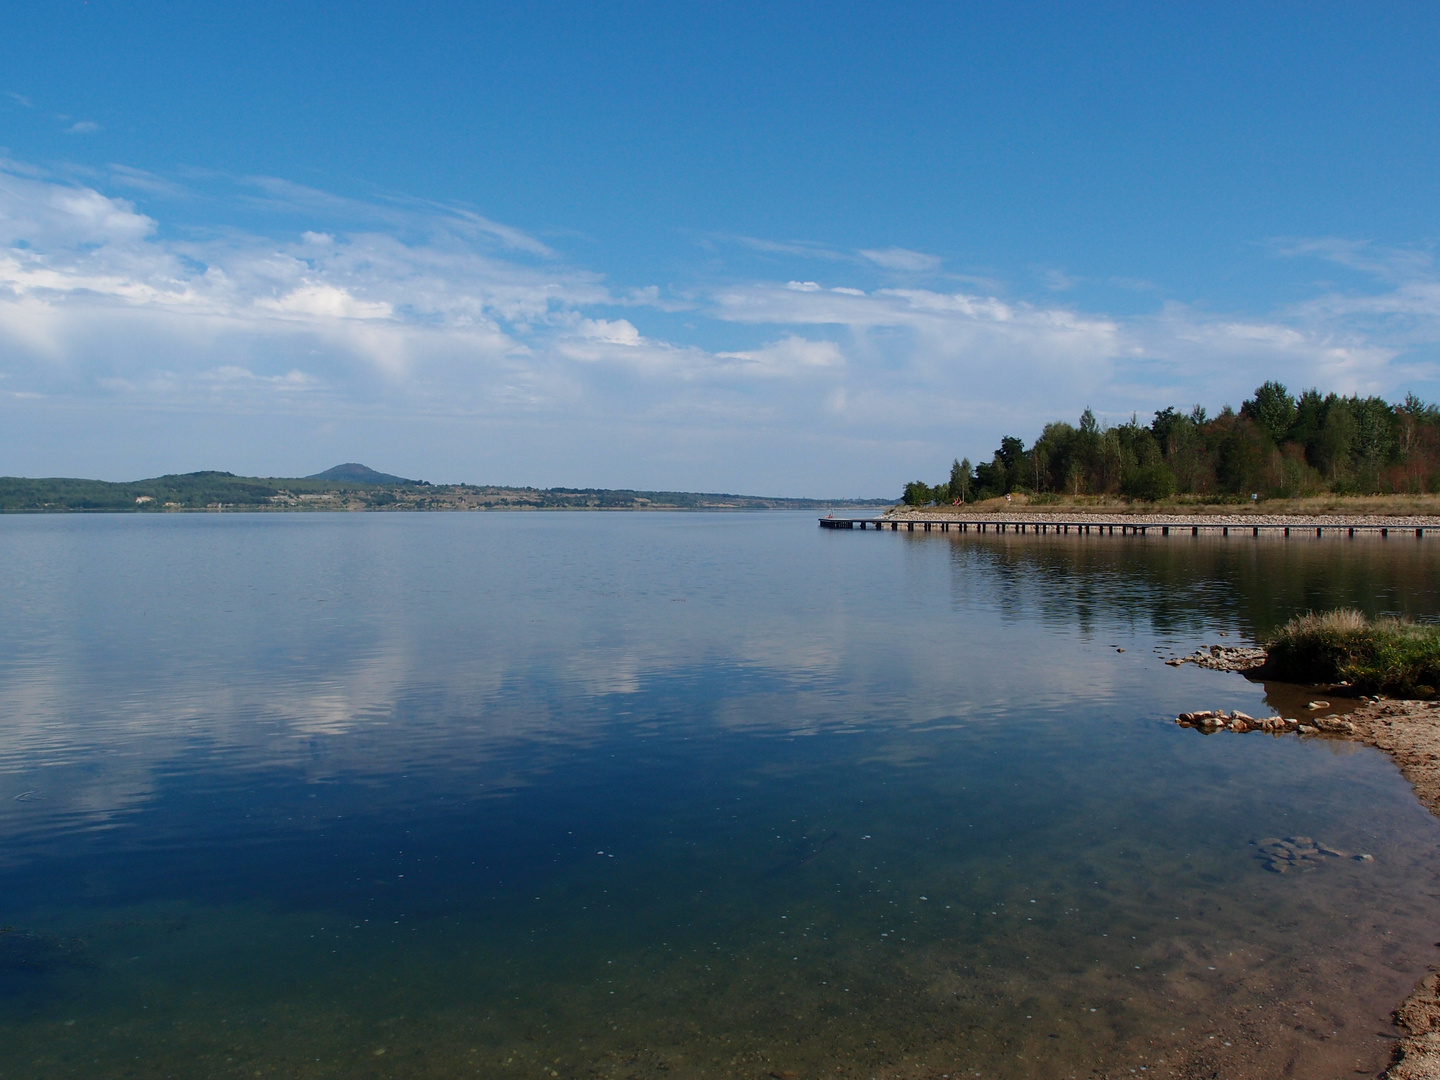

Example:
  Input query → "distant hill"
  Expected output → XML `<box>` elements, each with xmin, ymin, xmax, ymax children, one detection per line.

<box><xmin>307</xmin><ymin>463</ymin><xmax>422</xmax><ymax>485</ymax></box>
<box><xmin>0</xmin><ymin>470</ymin><xmax>892</xmax><ymax>512</ymax></box>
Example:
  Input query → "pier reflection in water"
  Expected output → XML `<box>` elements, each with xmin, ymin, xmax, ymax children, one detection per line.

<box><xmin>0</xmin><ymin>512</ymin><xmax>1438</xmax><ymax>1079</ymax></box>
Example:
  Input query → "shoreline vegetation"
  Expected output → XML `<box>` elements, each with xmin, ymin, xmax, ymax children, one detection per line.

<box><xmin>902</xmin><ymin>382</ymin><xmax>1440</xmax><ymax>508</ymax></box>
<box><xmin>1176</xmin><ymin>612</ymin><xmax>1440</xmax><ymax>1077</ymax></box>
<box><xmin>1265</xmin><ymin>610</ymin><xmax>1440</xmax><ymax>699</ymax></box>
<box><xmin>1167</xmin><ymin>610</ymin><xmax>1440</xmax><ymax>701</ymax></box>
<box><xmin>0</xmin><ymin>465</ymin><xmax>890</xmax><ymax>513</ymax></box>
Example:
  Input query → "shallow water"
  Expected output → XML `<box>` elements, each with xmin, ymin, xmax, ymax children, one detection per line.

<box><xmin>1</xmin><ymin>513</ymin><xmax>1438</xmax><ymax>1079</ymax></box>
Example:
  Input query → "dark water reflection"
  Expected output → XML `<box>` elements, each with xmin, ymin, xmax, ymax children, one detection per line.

<box><xmin>1</xmin><ymin>513</ymin><xmax>1439</xmax><ymax>1079</ymax></box>
<box><xmin>939</xmin><ymin>529</ymin><xmax>1440</xmax><ymax>638</ymax></box>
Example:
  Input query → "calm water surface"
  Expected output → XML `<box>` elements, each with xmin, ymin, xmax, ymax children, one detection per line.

<box><xmin>2</xmin><ymin>512</ymin><xmax>1439</xmax><ymax>1080</ymax></box>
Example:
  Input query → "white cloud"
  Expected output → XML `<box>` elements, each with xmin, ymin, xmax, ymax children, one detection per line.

<box><xmin>858</xmin><ymin>246</ymin><xmax>943</xmax><ymax>273</ymax></box>
<box><xmin>0</xmin><ymin>157</ymin><xmax>1437</xmax><ymax>493</ymax></box>
<box><xmin>576</xmin><ymin>317</ymin><xmax>642</xmax><ymax>345</ymax></box>
<box><xmin>716</xmin><ymin>335</ymin><xmax>844</xmax><ymax>378</ymax></box>
<box><xmin>1270</xmin><ymin>237</ymin><xmax>1433</xmax><ymax>284</ymax></box>
<box><xmin>65</xmin><ymin>120</ymin><xmax>101</xmax><ymax>135</ymax></box>
<box><xmin>257</xmin><ymin>283</ymin><xmax>394</xmax><ymax>321</ymax></box>
<box><xmin>105</xmin><ymin>164</ymin><xmax>186</xmax><ymax>197</ymax></box>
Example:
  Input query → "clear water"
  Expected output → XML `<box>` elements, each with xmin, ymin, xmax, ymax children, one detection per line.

<box><xmin>2</xmin><ymin>513</ymin><xmax>1439</xmax><ymax>1079</ymax></box>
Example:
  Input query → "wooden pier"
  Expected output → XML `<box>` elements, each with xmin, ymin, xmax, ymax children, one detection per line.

<box><xmin>819</xmin><ymin>517</ymin><xmax>1432</xmax><ymax>538</ymax></box>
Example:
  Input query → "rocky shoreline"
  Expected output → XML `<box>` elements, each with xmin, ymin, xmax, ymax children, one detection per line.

<box><xmin>1172</xmin><ymin>660</ymin><xmax>1440</xmax><ymax>1078</ymax></box>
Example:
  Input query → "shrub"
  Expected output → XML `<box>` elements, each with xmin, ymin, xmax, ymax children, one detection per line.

<box><xmin>1265</xmin><ymin>609</ymin><xmax>1440</xmax><ymax>697</ymax></box>
<box><xmin>1121</xmin><ymin>462</ymin><xmax>1176</xmax><ymax>501</ymax></box>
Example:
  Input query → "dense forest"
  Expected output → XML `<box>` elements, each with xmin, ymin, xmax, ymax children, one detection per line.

<box><xmin>903</xmin><ymin>382</ymin><xmax>1440</xmax><ymax>505</ymax></box>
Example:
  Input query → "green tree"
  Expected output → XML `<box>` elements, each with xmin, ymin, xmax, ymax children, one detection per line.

<box><xmin>1213</xmin><ymin>414</ymin><xmax>1267</xmax><ymax>494</ymax></box>
<box><xmin>974</xmin><ymin>457</ymin><xmax>1006</xmax><ymax>498</ymax></box>
<box><xmin>997</xmin><ymin>436</ymin><xmax>1026</xmax><ymax>492</ymax></box>
<box><xmin>901</xmin><ymin>480</ymin><xmax>934</xmax><ymax>506</ymax></box>
<box><xmin>1241</xmin><ymin>381</ymin><xmax>1298</xmax><ymax>445</ymax></box>
<box><xmin>1122</xmin><ymin>462</ymin><xmax>1176</xmax><ymax>501</ymax></box>
<box><xmin>1310</xmin><ymin>395</ymin><xmax>1355</xmax><ymax>481</ymax></box>
<box><xmin>949</xmin><ymin>457</ymin><xmax>972</xmax><ymax>502</ymax></box>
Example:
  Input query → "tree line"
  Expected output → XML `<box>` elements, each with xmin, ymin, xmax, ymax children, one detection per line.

<box><xmin>902</xmin><ymin>382</ymin><xmax>1440</xmax><ymax>505</ymax></box>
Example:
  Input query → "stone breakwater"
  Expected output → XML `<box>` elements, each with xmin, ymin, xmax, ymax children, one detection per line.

<box><xmin>884</xmin><ymin>506</ymin><xmax>1440</xmax><ymax>527</ymax></box>
<box><xmin>1175</xmin><ymin>697</ymin><xmax>1440</xmax><ymax>1079</ymax></box>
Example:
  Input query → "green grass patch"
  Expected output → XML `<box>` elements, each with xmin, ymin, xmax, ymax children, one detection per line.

<box><xmin>1265</xmin><ymin>609</ymin><xmax>1440</xmax><ymax>698</ymax></box>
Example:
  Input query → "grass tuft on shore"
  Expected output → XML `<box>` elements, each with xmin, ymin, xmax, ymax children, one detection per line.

<box><xmin>1265</xmin><ymin>609</ymin><xmax>1440</xmax><ymax>698</ymax></box>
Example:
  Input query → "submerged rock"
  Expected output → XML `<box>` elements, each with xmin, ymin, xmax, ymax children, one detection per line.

<box><xmin>1165</xmin><ymin>645</ymin><xmax>1268</xmax><ymax>672</ymax></box>
<box><xmin>1250</xmin><ymin>836</ymin><xmax>1368</xmax><ymax>874</ymax></box>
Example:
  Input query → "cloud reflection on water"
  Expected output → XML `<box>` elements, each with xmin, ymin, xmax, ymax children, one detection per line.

<box><xmin>2</xmin><ymin>514</ymin><xmax>1438</xmax><ymax>851</ymax></box>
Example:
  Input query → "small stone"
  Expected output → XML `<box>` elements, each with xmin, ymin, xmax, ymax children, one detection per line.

<box><xmin>1231</xmin><ymin>710</ymin><xmax>1254</xmax><ymax>723</ymax></box>
<box><xmin>1229</xmin><ymin>719</ymin><xmax>1250</xmax><ymax>733</ymax></box>
<box><xmin>1306</xmin><ymin>701</ymin><xmax>1330</xmax><ymax>711</ymax></box>
<box><xmin>1297</xmin><ymin>724</ymin><xmax>1319</xmax><ymax>735</ymax></box>
<box><xmin>1354</xmin><ymin>854</ymin><xmax>1374</xmax><ymax>862</ymax></box>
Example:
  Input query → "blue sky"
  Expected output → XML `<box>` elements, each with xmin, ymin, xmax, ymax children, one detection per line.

<box><xmin>3</xmin><ymin>2</ymin><xmax>1440</xmax><ymax>494</ymax></box>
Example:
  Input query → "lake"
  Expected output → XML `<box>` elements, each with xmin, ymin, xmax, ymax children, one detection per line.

<box><xmin>2</xmin><ymin>512</ymin><xmax>1439</xmax><ymax>1079</ymax></box>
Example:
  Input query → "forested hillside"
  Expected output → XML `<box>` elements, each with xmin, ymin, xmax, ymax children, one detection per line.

<box><xmin>904</xmin><ymin>383</ymin><xmax>1440</xmax><ymax>505</ymax></box>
